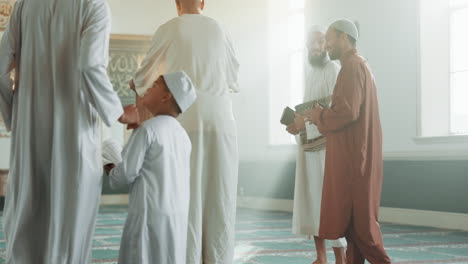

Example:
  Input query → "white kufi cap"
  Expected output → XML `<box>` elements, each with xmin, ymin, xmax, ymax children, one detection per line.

<box><xmin>329</xmin><ymin>19</ymin><xmax>359</xmax><ymax>40</ymax></box>
<box><xmin>163</xmin><ymin>71</ymin><xmax>197</xmax><ymax>113</ymax></box>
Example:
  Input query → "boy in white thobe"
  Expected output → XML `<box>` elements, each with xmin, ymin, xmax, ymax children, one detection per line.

<box><xmin>105</xmin><ymin>71</ymin><xmax>197</xmax><ymax>264</ymax></box>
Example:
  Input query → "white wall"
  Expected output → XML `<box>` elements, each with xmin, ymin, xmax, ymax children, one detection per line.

<box><xmin>307</xmin><ymin>0</ymin><xmax>468</xmax><ymax>157</ymax></box>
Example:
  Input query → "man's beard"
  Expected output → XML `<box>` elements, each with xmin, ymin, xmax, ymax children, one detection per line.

<box><xmin>308</xmin><ymin>52</ymin><xmax>327</xmax><ymax>67</ymax></box>
<box><xmin>328</xmin><ymin>50</ymin><xmax>339</xmax><ymax>61</ymax></box>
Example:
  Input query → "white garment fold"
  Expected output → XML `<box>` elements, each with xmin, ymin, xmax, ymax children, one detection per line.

<box><xmin>102</xmin><ymin>139</ymin><xmax>123</xmax><ymax>166</ymax></box>
<box><xmin>110</xmin><ymin>116</ymin><xmax>191</xmax><ymax>264</ymax></box>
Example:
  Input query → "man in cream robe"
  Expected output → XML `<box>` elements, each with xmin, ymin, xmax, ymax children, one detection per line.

<box><xmin>132</xmin><ymin>1</ymin><xmax>240</xmax><ymax>263</ymax></box>
<box><xmin>287</xmin><ymin>26</ymin><xmax>347</xmax><ymax>264</ymax></box>
<box><xmin>0</xmin><ymin>1</ymin><xmax>137</xmax><ymax>263</ymax></box>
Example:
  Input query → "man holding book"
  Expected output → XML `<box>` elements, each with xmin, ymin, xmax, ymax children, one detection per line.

<box><xmin>286</xmin><ymin>25</ymin><xmax>347</xmax><ymax>264</ymax></box>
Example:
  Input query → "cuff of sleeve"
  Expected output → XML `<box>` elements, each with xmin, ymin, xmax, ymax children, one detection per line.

<box><xmin>102</xmin><ymin>107</ymin><xmax>124</xmax><ymax>127</ymax></box>
<box><xmin>229</xmin><ymin>82</ymin><xmax>240</xmax><ymax>93</ymax></box>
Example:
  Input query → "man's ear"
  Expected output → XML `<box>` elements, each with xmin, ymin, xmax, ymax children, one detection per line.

<box><xmin>339</xmin><ymin>32</ymin><xmax>349</xmax><ymax>43</ymax></box>
<box><xmin>200</xmin><ymin>0</ymin><xmax>205</xmax><ymax>10</ymax></box>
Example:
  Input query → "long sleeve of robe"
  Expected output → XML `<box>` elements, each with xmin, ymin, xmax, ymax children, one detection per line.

<box><xmin>315</xmin><ymin>49</ymin><xmax>390</xmax><ymax>263</ymax></box>
<box><xmin>109</xmin><ymin>116</ymin><xmax>192</xmax><ymax>264</ymax></box>
<box><xmin>80</xmin><ymin>1</ymin><xmax>124</xmax><ymax>125</ymax></box>
<box><xmin>2</xmin><ymin>1</ymin><xmax>124</xmax><ymax>263</ymax></box>
<box><xmin>109</xmin><ymin>127</ymin><xmax>148</xmax><ymax>189</ymax></box>
<box><xmin>314</xmin><ymin>62</ymin><xmax>364</xmax><ymax>134</ymax></box>
<box><xmin>0</xmin><ymin>1</ymin><xmax>21</xmax><ymax>131</ymax></box>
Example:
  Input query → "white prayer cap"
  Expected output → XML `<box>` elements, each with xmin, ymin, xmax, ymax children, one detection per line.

<box><xmin>309</xmin><ymin>25</ymin><xmax>327</xmax><ymax>34</ymax></box>
<box><xmin>329</xmin><ymin>19</ymin><xmax>359</xmax><ymax>40</ymax></box>
<box><xmin>163</xmin><ymin>71</ymin><xmax>197</xmax><ymax>113</ymax></box>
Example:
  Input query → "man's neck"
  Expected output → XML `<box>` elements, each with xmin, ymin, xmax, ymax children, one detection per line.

<box><xmin>180</xmin><ymin>7</ymin><xmax>202</xmax><ymax>15</ymax></box>
<box><xmin>339</xmin><ymin>46</ymin><xmax>355</xmax><ymax>64</ymax></box>
<box><xmin>153</xmin><ymin>109</ymin><xmax>179</xmax><ymax>118</ymax></box>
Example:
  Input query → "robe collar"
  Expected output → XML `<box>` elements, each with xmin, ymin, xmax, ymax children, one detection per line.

<box><xmin>340</xmin><ymin>48</ymin><xmax>357</xmax><ymax>65</ymax></box>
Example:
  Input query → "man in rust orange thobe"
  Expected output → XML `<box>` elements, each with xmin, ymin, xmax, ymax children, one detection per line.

<box><xmin>302</xmin><ymin>19</ymin><xmax>392</xmax><ymax>263</ymax></box>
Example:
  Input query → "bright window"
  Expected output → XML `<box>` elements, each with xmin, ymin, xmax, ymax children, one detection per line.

<box><xmin>268</xmin><ymin>0</ymin><xmax>305</xmax><ymax>145</ymax></box>
<box><xmin>450</xmin><ymin>0</ymin><xmax>468</xmax><ymax>134</ymax></box>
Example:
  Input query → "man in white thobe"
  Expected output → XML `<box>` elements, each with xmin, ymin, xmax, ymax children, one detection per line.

<box><xmin>287</xmin><ymin>26</ymin><xmax>347</xmax><ymax>264</ymax></box>
<box><xmin>0</xmin><ymin>1</ymin><xmax>138</xmax><ymax>263</ymax></box>
<box><xmin>132</xmin><ymin>0</ymin><xmax>240</xmax><ymax>263</ymax></box>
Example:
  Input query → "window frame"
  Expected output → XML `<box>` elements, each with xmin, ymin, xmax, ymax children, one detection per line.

<box><xmin>449</xmin><ymin>3</ymin><xmax>468</xmax><ymax>135</ymax></box>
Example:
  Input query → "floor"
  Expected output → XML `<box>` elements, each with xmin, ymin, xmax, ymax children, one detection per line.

<box><xmin>1</xmin><ymin>205</ymin><xmax>468</xmax><ymax>263</ymax></box>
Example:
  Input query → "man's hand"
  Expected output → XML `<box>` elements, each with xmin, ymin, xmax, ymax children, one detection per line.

<box><xmin>104</xmin><ymin>164</ymin><xmax>115</xmax><ymax>175</ymax></box>
<box><xmin>119</xmin><ymin>104</ymin><xmax>140</xmax><ymax>128</ymax></box>
<box><xmin>304</xmin><ymin>106</ymin><xmax>323</xmax><ymax>124</ymax></box>
<box><xmin>9</xmin><ymin>61</ymin><xmax>17</xmax><ymax>93</ymax></box>
<box><xmin>293</xmin><ymin>112</ymin><xmax>306</xmax><ymax>131</ymax></box>
<box><xmin>286</xmin><ymin>123</ymin><xmax>299</xmax><ymax>135</ymax></box>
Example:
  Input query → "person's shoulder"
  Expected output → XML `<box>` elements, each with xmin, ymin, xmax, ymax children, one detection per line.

<box><xmin>325</xmin><ymin>60</ymin><xmax>340</xmax><ymax>71</ymax></box>
<box><xmin>351</xmin><ymin>54</ymin><xmax>371</xmax><ymax>73</ymax></box>
<box><xmin>191</xmin><ymin>14</ymin><xmax>221</xmax><ymax>25</ymax></box>
<box><xmin>146</xmin><ymin>116</ymin><xmax>190</xmax><ymax>144</ymax></box>
<box><xmin>155</xmin><ymin>17</ymin><xmax>180</xmax><ymax>33</ymax></box>
<box><xmin>137</xmin><ymin>117</ymin><xmax>170</xmax><ymax>143</ymax></box>
<box><xmin>323</xmin><ymin>60</ymin><xmax>340</xmax><ymax>76</ymax></box>
<box><xmin>197</xmin><ymin>15</ymin><xmax>227</xmax><ymax>33</ymax></box>
<box><xmin>144</xmin><ymin>115</ymin><xmax>182</xmax><ymax>132</ymax></box>
<box><xmin>347</xmin><ymin>52</ymin><xmax>366</xmax><ymax>65</ymax></box>
<box><xmin>142</xmin><ymin>116</ymin><xmax>168</xmax><ymax>128</ymax></box>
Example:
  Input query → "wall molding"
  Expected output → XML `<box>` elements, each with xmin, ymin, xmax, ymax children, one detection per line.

<box><xmin>383</xmin><ymin>149</ymin><xmax>468</xmax><ymax>161</ymax></box>
<box><xmin>100</xmin><ymin>194</ymin><xmax>129</xmax><ymax>205</ymax></box>
<box><xmin>379</xmin><ymin>207</ymin><xmax>468</xmax><ymax>231</ymax></box>
<box><xmin>237</xmin><ymin>197</ymin><xmax>468</xmax><ymax>231</ymax></box>
<box><xmin>101</xmin><ymin>196</ymin><xmax>468</xmax><ymax>231</ymax></box>
<box><xmin>413</xmin><ymin>135</ymin><xmax>468</xmax><ymax>145</ymax></box>
<box><xmin>237</xmin><ymin>196</ymin><xmax>294</xmax><ymax>212</ymax></box>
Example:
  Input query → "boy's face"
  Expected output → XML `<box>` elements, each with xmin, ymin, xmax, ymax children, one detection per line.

<box><xmin>141</xmin><ymin>76</ymin><xmax>171</xmax><ymax>115</ymax></box>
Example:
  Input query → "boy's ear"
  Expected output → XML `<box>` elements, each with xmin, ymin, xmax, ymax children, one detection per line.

<box><xmin>161</xmin><ymin>90</ymin><xmax>173</xmax><ymax>103</ymax></box>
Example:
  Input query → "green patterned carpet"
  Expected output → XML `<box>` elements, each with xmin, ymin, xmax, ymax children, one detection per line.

<box><xmin>1</xmin><ymin>205</ymin><xmax>468</xmax><ymax>263</ymax></box>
